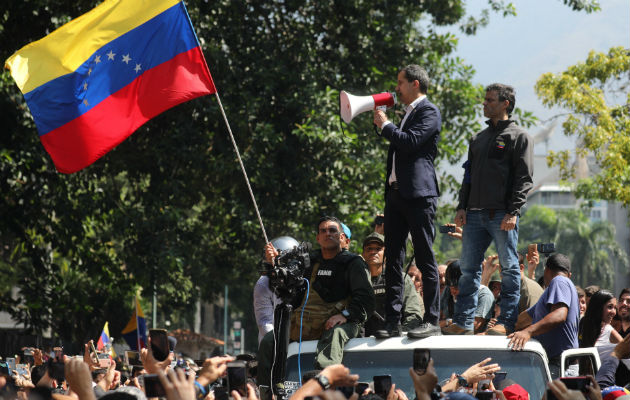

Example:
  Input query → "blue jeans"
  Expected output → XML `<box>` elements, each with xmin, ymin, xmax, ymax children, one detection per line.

<box><xmin>454</xmin><ymin>210</ymin><xmax>520</xmax><ymax>331</ymax></box>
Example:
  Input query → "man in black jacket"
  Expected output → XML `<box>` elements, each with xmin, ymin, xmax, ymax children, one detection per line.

<box><xmin>373</xmin><ymin>64</ymin><xmax>441</xmax><ymax>338</ymax></box>
<box><xmin>256</xmin><ymin>216</ymin><xmax>374</xmax><ymax>387</ymax></box>
<box><xmin>445</xmin><ymin>83</ymin><xmax>533</xmax><ymax>336</ymax></box>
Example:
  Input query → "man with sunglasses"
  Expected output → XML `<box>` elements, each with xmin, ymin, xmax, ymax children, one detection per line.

<box><xmin>257</xmin><ymin>216</ymin><xmax>374</xmax><ymax>389</ymax></box>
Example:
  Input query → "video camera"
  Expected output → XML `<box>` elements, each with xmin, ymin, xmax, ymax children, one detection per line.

<box><xmin>266</xmin><ymin>242</ymin><xmax>311</xmax><ymax>301</ymax></box>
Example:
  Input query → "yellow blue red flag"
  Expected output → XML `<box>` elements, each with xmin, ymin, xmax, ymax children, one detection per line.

<box><xmin>121</xmin><ymin>296</ymin><xmax>148</xmax><ymax>351</ymax></box>
<box><xmin>5</xmin><ymin>0</ymin><xmax>215</xmax><ymax>173</ymax></box>
<box><xmin>96</xmin><ymin>321</ymin><xmax>116</xmax><ymax>357</ymax></box>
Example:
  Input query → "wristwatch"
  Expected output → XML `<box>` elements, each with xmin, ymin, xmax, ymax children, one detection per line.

<box><xmin>315</xmin><ymin>373</ymin><xmax>331</xmax><ymax>390</ymax></box>
<box><xmin>341</xmin><ymin>309</ymin><xmax>350</xmax><ymax>318</ymax></box>
<box><xmin>456</xmin><ymin>374</ymin><xmax>468</xmax><ymax>388</ymax></box>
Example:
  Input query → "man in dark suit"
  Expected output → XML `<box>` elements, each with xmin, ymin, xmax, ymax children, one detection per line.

<box><xmin>373</xmin><ymin>64</ymin><xmax>442</xmax><ymax>338</ymax></box>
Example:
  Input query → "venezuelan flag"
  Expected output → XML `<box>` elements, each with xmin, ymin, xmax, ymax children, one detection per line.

<box><xmin>96</xmin><ymin>321</ymin><xmax>116</xmax><ymax>357</ymax></box>
<box><xmin>121</xmin><ymin>296</ymin><xmax>148</xmax><ymax>351</ymax></box>
<box><xmin>5</xmin><ymin>0</ymin><xmax>216</xmax><ymax>173</ymax></box>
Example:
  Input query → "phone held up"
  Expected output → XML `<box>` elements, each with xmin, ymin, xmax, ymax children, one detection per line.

<box><xmin>373</xmin><ymin>375</ymin><xmax>392</xmax><ymax>398</ymax></box>
<box><xmin>149</xmin><ymin>329</ymin><xmax>170</xmax><ymax>362</ymax></box>
<box><xmin>227</xmin><ymin>361</ymin><xmax>248</xmax><ymax>397</ymax></box>
<box><xmin>413</xmin><ymin>348</ymin><xmax>430</xmax><ymax>375</ymax></box>
<box><xmin>439</xmin><ymin>225</ymin><xmax>456</xmax><ymax>234</ymax></box>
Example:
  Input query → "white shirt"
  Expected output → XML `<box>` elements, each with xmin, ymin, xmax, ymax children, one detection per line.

<box><xmin>595</xmin><ymin>323</ymin><xmax>615</xmax><ymax>346</ymax></box>
<box><xmin>253</xmin><ymin>275</ymin><xmax>280</xmax><ymax>344</ymax></box>
<box><xmin>381</xmin><ymin>95</ymin><xmax>426</xmax><ymax>184</ymax></box>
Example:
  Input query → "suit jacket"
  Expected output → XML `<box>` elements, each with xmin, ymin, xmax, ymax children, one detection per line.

<box><xmin>381</xmin><ymin>97</ymin><xmax>441</xmax><ymax>199</ymax></box>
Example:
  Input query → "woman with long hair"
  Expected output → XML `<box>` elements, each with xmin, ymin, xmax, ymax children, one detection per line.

<box><xmin>579</xmin><ymin>289</ymin><xmax>623</xmax><ymax>347</ymax></box>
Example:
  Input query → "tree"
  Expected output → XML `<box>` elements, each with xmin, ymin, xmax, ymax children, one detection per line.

<box><xmin>535</xmin><ymin>46</ymin><xmax>630</xmax><ymax>207</ymax></box>
<box><xmin>553</xmin><ymin>210</ymin><xmax>627</xmax><ymax>289</ymax></box>
<box><xmin>516</xmin><ymin>205</ymin><xmax>627</xmax><ymax>287</ymax></box>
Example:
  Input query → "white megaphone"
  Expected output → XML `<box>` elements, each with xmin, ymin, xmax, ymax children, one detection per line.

<box><xmin>339</xmin><ymin>90</ymin><xmax>397</xmax><ymax>123</ymax></box>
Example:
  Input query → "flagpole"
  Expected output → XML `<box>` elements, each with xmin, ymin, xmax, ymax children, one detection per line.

<box><xmin>213</xmin><ymin>92</ymin><xmax>269</xmax><ymax>244</ymax></box>
<box><xmin>135</xmin><ymin>295</ymin><xmax>140</xmax><ymax>350</ymax></box>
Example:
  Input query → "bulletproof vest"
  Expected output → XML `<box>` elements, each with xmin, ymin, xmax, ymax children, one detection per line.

<box><xmin>364</xmin><ymin>274</ymin><xmax>387</xmax><ymax>337</ymax></box>
<box><xmin>310</xmin><ymin>250</ymin><xmax>360</xmax><ymax>303</ymax></box>
<box><xmin>289</xmin><ymin>255</ymin><xmax>351</xmax><ymax>341</ymax></box>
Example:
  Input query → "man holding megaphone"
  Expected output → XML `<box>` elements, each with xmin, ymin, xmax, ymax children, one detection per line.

<box><xmin>372</xmin><ymin>64</ymin><xmax>442</xmax><ymax>339</ymax></box>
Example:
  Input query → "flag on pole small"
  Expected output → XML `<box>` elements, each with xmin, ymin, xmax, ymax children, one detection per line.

<box><xmin>96</xmin><ymin>321</ymin><xmax>116</xmax><ymax>357</ymax></box>
<box><xmin>121</xmin><ymin>296</ymin><xmax>148</xmax><ymax>351</ymax></box>
<box><xmin>5</xmin><ymin>0</ymin><xmax>216</xmax><ymax>173</ymax></box>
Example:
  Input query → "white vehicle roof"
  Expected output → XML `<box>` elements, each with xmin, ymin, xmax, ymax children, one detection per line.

<box><xmin>287</xmin><ymin>334</ymin><xmax>549</xmax><ymax>361</ymax></box>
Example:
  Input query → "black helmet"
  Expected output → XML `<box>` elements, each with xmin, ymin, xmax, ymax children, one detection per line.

<box><xmin>270</xmin><ymin>236</ymin><xmax>299</xmax><ymax>253</ymax></box>
<box><xmin>445</xmin><ymin>259</ymin><xmax>462</xmax><ymax>287</ymax></box>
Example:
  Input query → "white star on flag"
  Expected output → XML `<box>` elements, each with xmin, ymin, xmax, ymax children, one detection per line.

<box><xmin>107</xmin><ymin>50</ymin><xmax>115</xmax><ymax>60</ymax></box>
<box><xmin>95</xmin><ymin>55</ymin><xmax>101</xmax><ymax>64</ymax></box>
<box><xmin>122</xmin><ymin>54</ymin><xmax>131</xmax><ymax>64</ymax></box>
<box><xmin>134</xmin><ymin>64</ymin><xmax>142</xmax><ymax>73</ymax></box>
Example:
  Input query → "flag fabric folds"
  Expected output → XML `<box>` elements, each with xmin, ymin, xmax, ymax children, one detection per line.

<box><xmin>5</xmin><ymin>0</ymin><xmax>216</xmax><ymax>173</ymax></box>
<box><xmin>121</xmin><ymin>296</ymin><xmax>148</xmax><ymax>351</ymax></box>
<box><xmin>96</xmin><ymin>321</ymin><xmax>116</xmax><ymax>357</ymax></box>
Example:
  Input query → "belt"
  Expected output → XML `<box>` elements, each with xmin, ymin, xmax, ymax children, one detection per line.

<box><xmin>390</xmin><ymin>181</ymin><xmax>399</xmax><ymax>190</ymax></box>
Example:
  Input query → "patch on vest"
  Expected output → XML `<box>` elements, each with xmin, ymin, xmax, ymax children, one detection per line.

<box><xmin>374</xmin><ymin>288</ymin><xmax>386</xmax><ymax>294</ymax></box>
<box><xmin>317</xmin><ymin>269</ymin><xmax>332</xmax><ymax>276</ymax></box>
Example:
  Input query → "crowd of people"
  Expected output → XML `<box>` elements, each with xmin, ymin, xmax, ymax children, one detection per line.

<box><xmin>0</xmin><ymin>332</ymin><xmax>628</xmax><ymax>400</ymax></box>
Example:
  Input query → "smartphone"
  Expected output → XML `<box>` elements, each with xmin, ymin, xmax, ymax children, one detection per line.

<box><xmin>413</xmin><ymin>348</ymin><xmax>430</xmax><ymax>375</ymax></box>
<box><xmin>143</xmin><ymin>374</ymin><xmax>166</xmax><ymax>397</ymax></box>
<box><xmin>89</xmin><ymin>341</ymin><xmax>99</xmax><ymax>364</ymax></box>
<box><xmin>23</xmin><ymin>348</ymin><xmax>34</xmax><ymax>357</ymax></box>
<box><xmin>99</xmin><ymin>358</ymin><xmax>111</xmax><ymax>368</ymax></box>
<box><xmin>475</xmin><ymin>391</ymin><xmax>494</xmax><ymax>400</ymax></box>
<box><xmin>492</xmin><ymin>371</ymin><xmax>507</xmax><ymax>386</ymax></box>
<box><xmin>337</xmin><ymin>386</ymin><xmax>355</xmax><ymax>399</ymax></box>
<box><xmin>560</xmin><ymin>376</ymin><xmax>591</xmax><ymax>392</ymax></box>
<box><xmin>149</xmin><ymin>329</ymin><xmax>169</xmax><ymax>362</ymax></box>
<box><xmin>6</xmin><ymin>358</ymin><xmax>16</xmax><ymax>376</ymax></box>
<box><xmin>355</xmin><ymin>382</ymin><xmax>370</xmax><ymax>395</ymax></box>
<box><xmin>527</xmin><ymin>243</ymin><xmax>537</xmax><ymax>257</ymax></box>
<box><xmin>214</xmin><ymin>386</ymin><xmax>229</xmax><ymax>400</ymax></box>
<box><xmin>477</xmin><ymin>379</ymin><xmax>491</xmax><ymax>391</ymax></box>
<box><xmin>439</xmin><ymin>225</ymin><xmax>456</xmax><ymax>234</ymax></box>
<box><xmin>227</xmin><ymin>361</ymin><xmax>248</xmax><ymax>397</ymax></box>
<box><xmin>126</xmin><ymin>351</ymin><xmax>142</xmax><ymax>366</ymax></box>
<box><xmin>373</xmin><ymin>216</ymin><xmax>385</xmax><ymax>226</ymax></box>
<box><xmin>16</xmin><ymin>364</ymin><xmax>29</xmax><ymax>379</ymax></box>
<box><xmin>373</xmin><ymin>375</ymin><xmax>392</xmax><ymax>398</ymax></box>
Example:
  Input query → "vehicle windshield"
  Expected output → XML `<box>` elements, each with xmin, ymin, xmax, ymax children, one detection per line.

<box><xmin>286</xmin><ymin>349</ymin><xmax>548</xmax><ymax>399</ymax></box>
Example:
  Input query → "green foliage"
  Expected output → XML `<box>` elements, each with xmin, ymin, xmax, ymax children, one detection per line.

<box><xmin>517</xmin><ymin>205</ymin><xmax>627</xmax><ymax>288</ymax></box>
<box><xmin>560</xmin><ymin>0</ymin><xmax>601</xmax><ymax>13</ymax></box>
<box><xmin>535</xmin><ymin>46</ymin><xmax>630</xmax><ymax>207</ymax></box>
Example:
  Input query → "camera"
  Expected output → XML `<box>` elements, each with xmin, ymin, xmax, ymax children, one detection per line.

<box><xmin>537</xmin><ymin>243</ymin><xmax>555</xmax><ymax>255</ymax></box>
<box><xmin>265</xmin><ymin>242</ymin><xmax>311</xmax><ymax>301</ymax></box>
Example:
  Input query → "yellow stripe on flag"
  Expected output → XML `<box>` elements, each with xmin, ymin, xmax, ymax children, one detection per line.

<box><xmin>5</xmin><ymin>0</ymin><xmax>180</xmax><ymax>94</ymax></box>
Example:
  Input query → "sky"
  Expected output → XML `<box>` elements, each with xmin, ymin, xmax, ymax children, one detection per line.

<box><xmin>435</xmin><ymin>0</ymin><xmax>629</xmax><ymax>193</ymax></box>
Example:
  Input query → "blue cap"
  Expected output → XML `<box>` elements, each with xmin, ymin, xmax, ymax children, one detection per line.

<box><xmin>340</xmin><ymin>223</ymin><xmax>351</xmax><ymax>239</ymax></box>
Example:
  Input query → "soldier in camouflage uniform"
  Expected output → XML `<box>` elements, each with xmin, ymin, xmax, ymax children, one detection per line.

<box><xmin>361</xmin><ymin>232</ymin><xmax>424</xmax><ymax>336</ymax></box>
